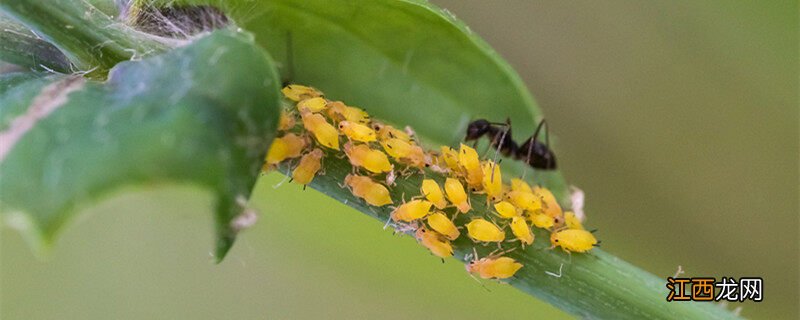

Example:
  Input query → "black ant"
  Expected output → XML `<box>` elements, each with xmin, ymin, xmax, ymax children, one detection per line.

<box><xmin>464</xmin><ymin>118</ymin><xmax>518</xmax><ymax>157</ymax></box>
<box><xmin>464</xmin><ymin>118</ymin><xmax>557</xmax><ymax>170</ymax></box>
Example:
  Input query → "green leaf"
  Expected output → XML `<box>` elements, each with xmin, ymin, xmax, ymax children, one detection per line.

<box><xmin>152</xmin><ymin>1</ymin><xmax>733</xmax><ymax>318</ymax></box>
<box><xmin>0</xmin><ymin>0</ymin><xmax>168</xmax><ymax>75</ymax></box>
<box><xmin>153</xmin><ymin>0</ymin><xmax>569</xmax><ymax>200</ymax></box>
<box><xmin>0</xmin><ymin>30</ymin><xmax>281</xmax><ymax>261</ymax></box>
<box><xmin>0</xmin><ymin>14</ymin><xmax>72</xmax><ymax>73</ymax></box>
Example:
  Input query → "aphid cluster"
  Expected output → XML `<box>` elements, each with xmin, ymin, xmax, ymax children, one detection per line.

<box><xmin>266</xmin><ymin>84</ymin><xmax>599</xmax><ymax>282</ymax></box>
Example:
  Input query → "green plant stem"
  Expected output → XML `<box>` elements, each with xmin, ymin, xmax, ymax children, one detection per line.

<box><xmin>276</xmin><ymin>153</ymin><xmax>741</xmax><ymax>320</ymax></box>
<box><xmin>0</xmin><ymin>0</ymin><xmax>168</xmax><ymax>74</ymax></box>
<box><xmin>0</xmin><ymin>14</ymin><xmax>71</xmax><ymax>72</ymax></box>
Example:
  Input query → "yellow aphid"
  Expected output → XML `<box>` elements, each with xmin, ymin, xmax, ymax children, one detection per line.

<box><xmin>466</xmin><ymin>256</ymin><xmax>523</xmax><ymax>280</ymax></box>
<box><xmin>458</xmin><ymin>143</ymin><xmax>481</xmax><ymax>170</ymax></box>
<box><xmin>534</xmin><ymin>186</ymin><xmax>563</xmax><ymax>218</ymax></box>
<box><xmin>381</xmin><ymin>140</ymin><xmax>426</xmax><ymax>168</ymax></box>
<box><xmin>292</xmin><ymin>148</ymin><xmax>324</xmax><ymax>185</ymax></box>
<box><xmin>338</xmin><ymin>121</ymin><xmax>377</xmax><ymax>142</ymax></box>
<box><xmin>391</xmin><ymin>199</ymin><xmax>433</xmax><ymax>222</ymax></box>
<box><xmin>564</xmin><ymin>211</ymin><xmax>584</xmax><ymax>230</ymax></box>
<box><xmin>439</xmin><ymin>146</ymin><xmax>460</xmax><ymax>172</ymax></box>
<box><xmin>510</xmin><ymin>178</ymin><xmax>533</xmax><ymax>194</ymax></box>
<box><xmin>297</xmin><ymin>97</ymin><xmax>328</xmax><ymax>112</ymax></box>
<box><xmin>466</xmin><ymin>218</ymin><xmax>505</xmax><ymax>242</ymax></box>
<box><xmin>529</xmin><ymin>212</ymin><xmax>555</xmax><ymax>229</ymax></box>
<box><xmin>444</xmin><ymin>178</ymin><xmax>471</xmax><ymax>213</ymax></box>
<box><xmin>380</xmin><ymin>138</ymin><xmax>414</xmax><ymax>159</ymax></box>
<box><xmin>481</xmin><ymin>161</ymin><xmax>503</xmax><ymax>201</ymax></box>
<box><xmin>344</xmin><ymin>174</ymin><xmax>393</xmax><ymax>206</ymax></box>
<box><xmin>344</xmin><ymin>142</ymin><xmax>392</xmax><ymax>173</ymax></box>
<box><xmin>550</xmin><ymin>229</ymin><xmax>598</xmax><ymax>253</ymax></box>
<box><xmin>494</xmin><ymin>201</ymin><xmax>519</xmax><ymax>218</ymax></box>
<box><xmin>300</xmin><ymin>110</ymin><xmax>339</xmax><ymax>150</ymax></box>
<box><xmin>510</xmin><ymin>216</ymin><xmax>534</xmax><ymax>245</ymax></box>
<box><xmin>458</xmin><ymin>143</ymin><xmax>483</xmax><ymax>189</ymax></box>
<box><xmin>507</xmin><ymin>190</ymin><xmax>543</xmax><ymax>212</ymax></box>
<box><xmin>278</xmin><ymin>110</ymin><xmax>296</xmax><ymax>131</ymax></box>
<box><xmin>421</xmin><ymin>179</ymin><xmax>448</xmax><ymax>209</ymax></box>
<box><xmin>415</xmin><ymin>227</ymin><xmax>453</xmax><ymax>258</ymax></box>
<box><xmin>265</xmin><ymin>133</ymin><xmax>307</xmax><ymax>165</ymax></box>
<box><xmin>374</xmin><ymin>122</ymin><xmax>412</xmax><ymax>142</ymax></box>
<box><xmin>426</xmin><ymin>212</ymin><xmax>460</xmax><ymax>240</ymax></box>
<box><xmin>327</xmin><ymin>101</ymin><xmax>370</xmax><ymax>123</ymax></box>
<box><xmin>403</xmin><ymin>144</ymin><xmax>428</xmax><ymax>168</ymax></box>
<box><xmin>282</xmin><ymin>84</ymin><xmax>321</xmax><ymax>101</ymax></box>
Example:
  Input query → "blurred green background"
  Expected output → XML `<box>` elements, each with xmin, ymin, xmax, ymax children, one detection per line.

<box><xmin>2</xmin><ymin>1</ymin><xmax>797</xmax><ymax>319</ymax></box>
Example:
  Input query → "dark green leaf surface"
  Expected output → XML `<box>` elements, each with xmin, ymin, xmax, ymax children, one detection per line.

<box><xmin>0</xmin><ymin>31</ymin><xmax>281</xmax><ymax>260</ymax></box>
<box><xmin>0</xmin><ymin>14</ymin><xmax>72</xmax><ymax>73</ymax></box>
<box><xmin>0</xmin><ymin>0</ymin><xmax>168</xmax><ymax>74</ymax></box>
<box><xmin>164</xmin><ymin>0</ymin><xmax>570</xmax><ymax>201</ymax></box>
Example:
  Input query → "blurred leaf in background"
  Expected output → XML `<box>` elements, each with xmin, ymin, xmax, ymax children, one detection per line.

<box><xmin>433</xmin><ymin>0</ymin><xmax>798</xmax><ymax>318</ymax></box>
<box><xmin>1</xmin><ymin>1</ymin><xmax>797</xmax><ymax>319</ymax></box>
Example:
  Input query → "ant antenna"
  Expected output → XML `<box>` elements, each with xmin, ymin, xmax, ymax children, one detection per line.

<box><xmin>283</xmin><ymin>31</ymin><xmax>295</xmax><ymax>86</ymax></box>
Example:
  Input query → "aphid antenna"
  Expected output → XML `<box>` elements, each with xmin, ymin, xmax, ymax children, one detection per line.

<box><xmin>464</xmin><ymin>253</ymin><xmax>473</xmax><ymax>262</ymax></box>
<box><xmin>468</xmin><ymin>273</ymin><xmax>492</xmax><ymax>292</ymax></box>
<box><xmin>673</xmin><ymin>265</ymin><xmax>685</xmax><ymax>278</ymax></box>
<box><xmin>468</xmin><ymin>247</ymin><xmax>481</xmax><ymax>260</ymax></box>
<box><xmin>382</xmin><ymin>215</ymin><xmax>393</xmax><ymax>230</ymax></box>
<box><xmin>486</xmin><ymin>247</ymin><xmax>511</xmax><ymax>258</ymax></box>
<box><xmin>272</xmin><ymin>169</ymin><xmax>291</xmax><ymax>188</ymax></box>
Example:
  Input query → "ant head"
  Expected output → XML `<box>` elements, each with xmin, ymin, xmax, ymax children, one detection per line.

<box><xmin>465</xmin><ymin>119</ymin><xmax>491</xmax><ymax>141</ymax></box>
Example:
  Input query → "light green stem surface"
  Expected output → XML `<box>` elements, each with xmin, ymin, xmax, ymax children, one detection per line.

<box><xmin>278</xmin><ymin>152</ymin><xmax>741</xmax><ymax>320</ymax></box>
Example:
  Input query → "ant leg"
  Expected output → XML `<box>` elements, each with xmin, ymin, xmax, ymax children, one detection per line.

<box><xmin>522</xmin><ymin>119</ymin><xmax>547</xmax><ymax>180</ymax></box>
<box><xmin>536</xmin><ymin>119</ymin><xmax>552</xmax><ymax>170</ymax></box>
<box><xmin>490</xmin><ymin>120</ymin><xmax>511</xmax><ymax>182</ymax></box>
